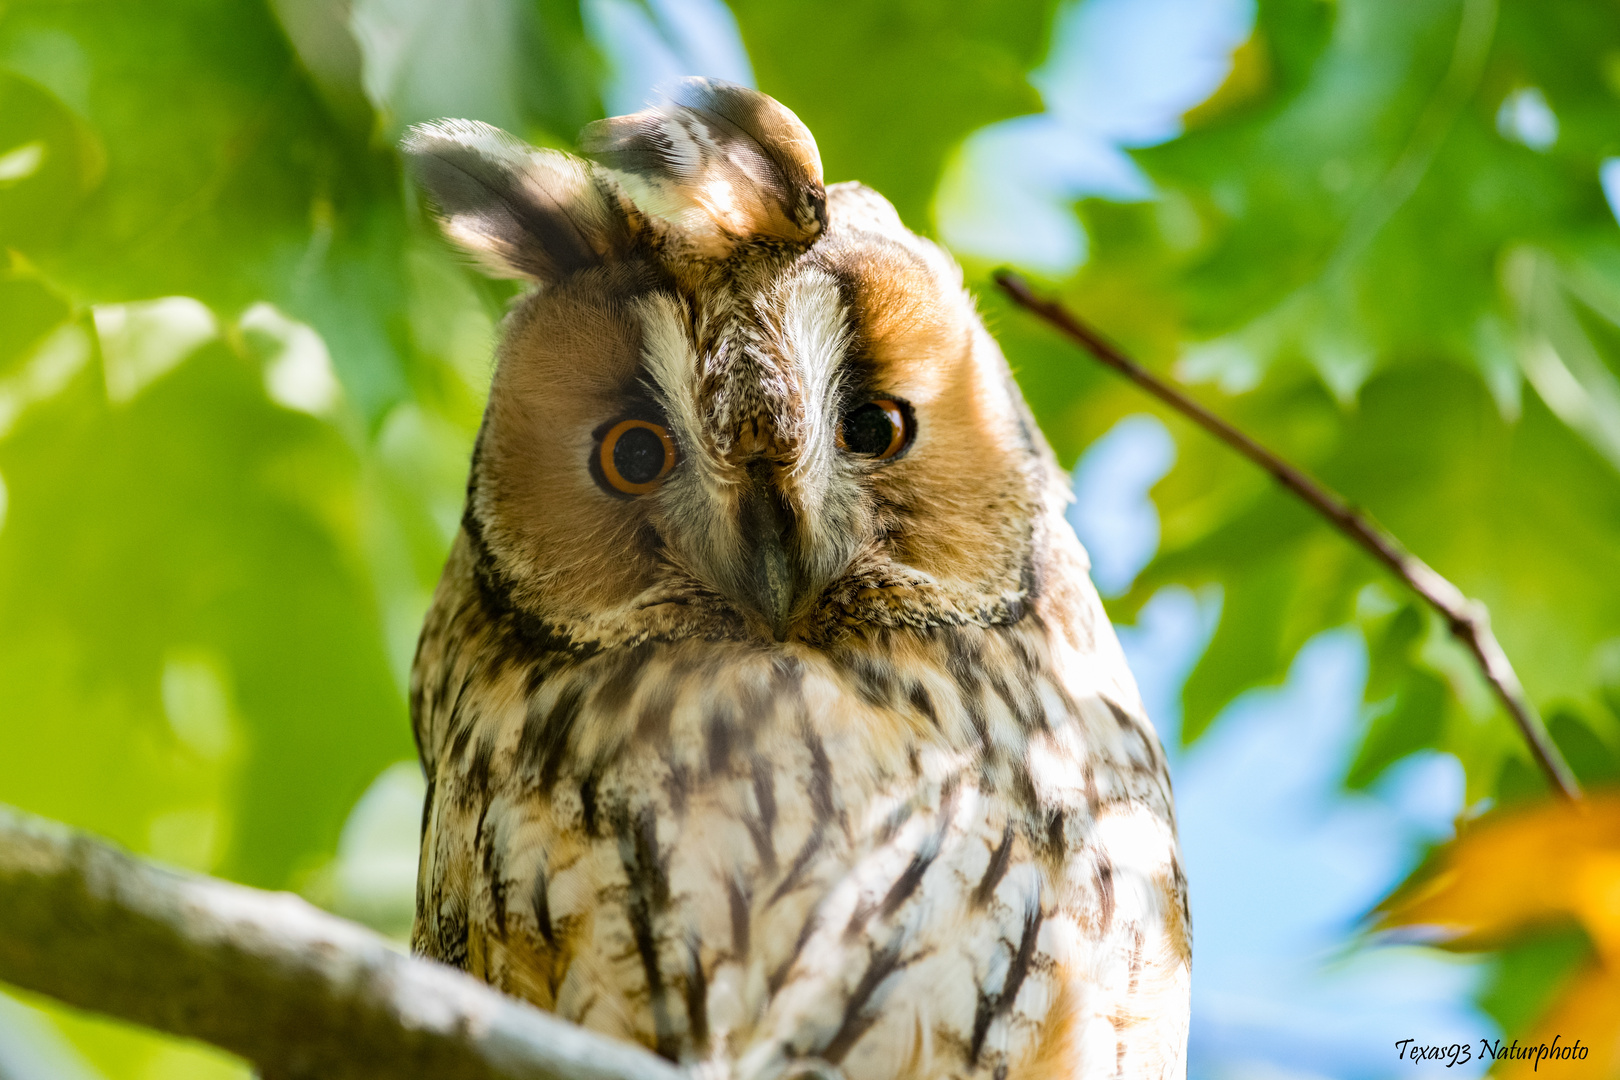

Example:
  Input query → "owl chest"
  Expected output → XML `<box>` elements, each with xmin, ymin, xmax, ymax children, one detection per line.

<box><xmin>416</xmin><ymin>626</ymin><xmax>1180</xmax><ymax>1076</ymax></box>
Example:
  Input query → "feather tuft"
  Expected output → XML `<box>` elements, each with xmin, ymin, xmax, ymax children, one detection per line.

<box><xmin>582</xmin><ymin>78</ymin><xmax>826</xmax><ymax>257</ymax></box>
<box><xmin>403</xmin><ymin>119</ymin><xmax>633</xmax><ymax>282</ymax></box>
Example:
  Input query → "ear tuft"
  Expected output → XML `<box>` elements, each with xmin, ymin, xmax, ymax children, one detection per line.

<box><xmin>581</xmin><ymin>78</ymin><xmax>826</xmax><ymax>256</ymax></box>
<box><xmin>403</xmin><ymin>119</ymin><xmax>632</xmax><ymax>282</ymax></box>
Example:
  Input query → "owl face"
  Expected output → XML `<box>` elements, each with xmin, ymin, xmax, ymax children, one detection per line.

<box><xmin>408</xmin><ymin>82</ymin><xmax>1054</xmax><ymax>649</ymax></box>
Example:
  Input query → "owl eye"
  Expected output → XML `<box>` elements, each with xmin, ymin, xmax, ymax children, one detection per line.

<box><xmin>837</xmin><ymin>398</ymin><xmax>910</xmax><ymax>460</ymax></box>
<box><xmin>598</xmin><ymin>418</ymin><xmax>677</xmax><ymax>496</ymax></box>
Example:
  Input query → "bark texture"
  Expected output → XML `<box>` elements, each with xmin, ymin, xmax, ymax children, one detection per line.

<box><xmin>0</xmin><ymin>804</ymin><xmax>685</xmax><ymax>1080</ymax></box>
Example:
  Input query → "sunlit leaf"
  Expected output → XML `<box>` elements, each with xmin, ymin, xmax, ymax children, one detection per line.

<box><xmin>1381</xmin><ymin>795</ymin><xmax>1620</xmax><ymax>1060</ymax></box>
<box><xmin>1381</xmin><ymin>795</ymin><xmax>1620</xmax><ymax>956</ymax></box>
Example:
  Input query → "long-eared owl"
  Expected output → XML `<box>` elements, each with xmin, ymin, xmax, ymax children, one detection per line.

<box><xmin>406</xmin><ymin>80</ymin><xmax>1190</xmax><ymax>1080</ymax></box>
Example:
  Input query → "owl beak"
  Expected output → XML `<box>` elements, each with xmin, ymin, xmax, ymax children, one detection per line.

<box><xmin>738</xmin><ymin>485</ymin><xmax>796</xmax><ymax>642</ymax></box>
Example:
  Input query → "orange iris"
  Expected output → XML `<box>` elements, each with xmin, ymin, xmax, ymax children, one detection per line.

<box><xmin>598</xmin><ymin>418</ymin><xmax>677</xmax><ymax>496</ymax></box>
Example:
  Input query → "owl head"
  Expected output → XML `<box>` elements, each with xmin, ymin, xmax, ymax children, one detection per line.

<box><xmin>406</xmin><ymin>80</ymin><xmax>1067</xmax><ymax>649</ymax></box>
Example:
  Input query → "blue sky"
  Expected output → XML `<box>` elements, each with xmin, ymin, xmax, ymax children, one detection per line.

<box><xmin>936</xmin><ymin>0</ymin><xmax>1254</xmax><ymax>273</ymax></box>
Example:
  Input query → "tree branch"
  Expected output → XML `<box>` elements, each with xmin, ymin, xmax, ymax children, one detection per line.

<box><xmin>994</xmin><ymin>270</ymin><xmax>1581</xmax><ymax>801</ymax></box>
<box><xmin>0</xmin><ymin>803</ymin><xmax>687</xmax><ymax>1080</ymax></box>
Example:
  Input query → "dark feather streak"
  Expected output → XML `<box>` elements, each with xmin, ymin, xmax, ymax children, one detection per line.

<box><xmin>616</xmin><ymin>805</ymin><xmax>676</xmax><ymax>1060</ymax></box>
<box><xmin>849</xmin><ymin>654</ymin><xmax>893</xmax><ymax>708</ymax></box>
<box><xmin>805</xmin><ymin>729</ymin><xmax>837</xmax><ymax>822</ymax></box>
<box><xmin>519</xmin><ymin>681</ymin><xmax>586</xmax><ymax>791</ymax></box>
<box><xmin>1094</xmin><ymin>849</ymin><xmax>1115</xmax><ymax>935</ymax></box>
<box><xmin>821</xmin><ymin>941</ymin><xmax>905</xmax><ymax>1064</ymax></box>
<box><xmin>767</xmin><ymin>825</ymin><xmax>825</xmax><ymax>906</ymax></box>
<box><xmin>727</xmin><ymin>876</ymin><xmax>751</xmax><ymax>958</ymax></box>
<box><xmin>532</xmin><ymin>867</ymin><xmax>556</xmax><ymax>948</ymax></box>
<box><xmin>463</xmin><ymin>735</ymin><xmax>494</xmax><ymax>806</ymax></box>
<box><xmin>880</xmin><ymin>781</ymin><xmax>958</xmax><ymax>918</ymax></box>
<box><xmin>768</xmin><ymin>912</ymin><xmax>819</xmax><ymax>994</ymax></box>
<box><xmin>908</xmin><ymin>683</ymin><xmax>939</xmax><ymax>728</ymax></box>
<box><xmin>970</xmin><ymin>899</ymin><xmax>1044</xmax><ymax>1063</ymax></box>
<box><xmin>684</xmin><ymin>936</ymin><xmax>709</xmax><ymax>1051</ymax></box>
<box><xmin>705</xmin><ymin>706</ymin><xmax>735</xmax><ymax>776</ymax></box>
<box><xmin>580</xmin><ymin>774</ymin><xmax>599</xmax><ymax>836</ymax></box>
<box><xmin>1042</xmin><ymin>808</ymin><xmax>1068</xmax><ymax>867</ymax></box>
<box><xmin>974</xmin><ymin>823</ymin><xmax>1015</xmax><ymax>908</ymax></box>
<box><xmin>484</xmin><ymin>826</ymin><xmax>508</xmax><ymax>937</ymax></box>
<box><xmin>636</xmin><ymin>679</ymin><xmax>678</xmax><ymax>743</ymax></box>
<box><xmin>747</xmin><ymin>757</ymin><xmax>779</xmax><ymax>873</ymax></box>
<box><xmin>593</xmin><ymin>641</ymin><xmax>656</xmax><ymax>719</ymax></box>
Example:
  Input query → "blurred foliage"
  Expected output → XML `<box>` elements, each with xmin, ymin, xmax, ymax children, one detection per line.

<box><xmin>1013</xmin><ymin>0</ymin><xmax>1620</xmax><ymax>784</ymax></box>
<box><xmin>1380</xmin><ymin>794</ymin><xmax>1620</xmax><ymax>1073</ymax></box>
<box><xmin>0</xmin><ymin>0</ymin><xmax>1055</xmax><ymax>1072</ymax></box>
<box><xmin>731</xmin><ymin>0</ymin><xmax>1051</xmax><ymax>229</ymax></box>
<box><xmin>2</xmin><ymin>0</ymin><xmax>1619</xmax><ymax>1071</ymax></box>
<box><xmin>978</xmin><ymin>0</ymin><xmax>1620</xmax><ymax>1054</ymax></box>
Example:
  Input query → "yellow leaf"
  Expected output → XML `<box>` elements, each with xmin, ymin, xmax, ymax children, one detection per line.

<box><xmin>1380</xmin><ymin>794</ymin><xmax>1620</xmax><ymax>961</ymax></box>
<box><xmin>1573</xmin><ymin>853</ymin><xmax>1620</xmax><ymax>965</ymax></box>
<box><xmin>1381</xmin><ymin>794</ymin><xmax>1620</xmax><ymax>1072</ymax></box>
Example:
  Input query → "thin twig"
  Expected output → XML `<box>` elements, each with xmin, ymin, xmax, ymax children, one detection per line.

<box><xmin>0</xmin><ymin>804</ymin><xmax>687</xmax><ymax>1080</ymax></box>
<box><xmin>995</xmin><ymin>270</ymin><xmax>1581</xmax><ymax>801</ymax></box>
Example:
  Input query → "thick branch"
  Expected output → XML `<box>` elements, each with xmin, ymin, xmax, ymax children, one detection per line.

<box><xmin>0</xmin><ymin>804</ymin><xmax>686</xmax><ymax>1080</ymax></box>
<box><xmin>995</xmin><ymin>270</ymin><xmax>1581</xmax><ymax>801</ymax></box>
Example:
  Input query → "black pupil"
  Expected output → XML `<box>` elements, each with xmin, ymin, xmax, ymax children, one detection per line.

<box><xmin>843</xmin><ymin>403</ymin><xmax>897</xmax><ymax>456</ymax></box>
<box><xmin>613</xmin><ymin>426</ymin><xmax>666</xmax><ymax>484</ymax></box>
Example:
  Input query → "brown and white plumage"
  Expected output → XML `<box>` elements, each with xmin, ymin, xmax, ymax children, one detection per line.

<box><xmin>406</xmin><ymin>79</ymin><xmax>1190</xmax><ymax>1080</ymax></box>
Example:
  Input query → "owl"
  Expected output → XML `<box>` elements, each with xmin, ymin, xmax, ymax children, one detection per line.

<box><xmin>405</xmin><ymin>80</ymin><xmax>1190</xmax><ymax>1080</ymax></box>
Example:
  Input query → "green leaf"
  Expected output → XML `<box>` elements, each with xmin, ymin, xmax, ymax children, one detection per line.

<box><xmin>0</xmin><ymin>263</ymin><xmax>71</xmax><ymax>373</ymax></box>
<box><xmin>731</xmin><ymin>0</ymin><xmax>1054</xmax><ymax>231</ymax></box>
<box><xmin>1348</xmin><ymin>675</ymin><xmax>1449</xmax><ymax>790</ymax></box>
<box><xmin>0</xmin><ymin>338</ymin><xmax>411</xmax><ymax>886</ymax></box>
<box><xmin>1546</xmin><ymin>707</ymin><xmax>1620</xmax><ymax>790</ymax></box>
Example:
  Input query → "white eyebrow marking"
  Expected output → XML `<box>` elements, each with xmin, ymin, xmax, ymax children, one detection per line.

<box><xmin>634</xmin><ymin>291</ymin><xmax>724</xmax><ymax>476</ymax></box>
<box><xmin>769</xmin><ymin>267</ymin><xmax>851</xmax><ymax>480</ymax></box>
